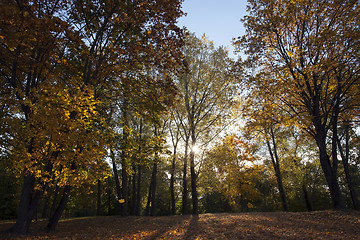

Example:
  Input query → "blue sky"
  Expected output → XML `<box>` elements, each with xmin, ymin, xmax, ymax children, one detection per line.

<box><xmin>177</xmin><ymin>0</ymin><xmax>248</xmax><ymax>59</ymax></box>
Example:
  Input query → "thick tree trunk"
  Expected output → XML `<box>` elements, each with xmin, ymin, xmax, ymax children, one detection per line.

<box><xmin>9</xmin><ymin>159</ymin><xmax>53</xmax><ymax>234</ymax></box>
<box><xmin>311</xmin><ymin>98</ymin><xmax>346</xmax><ymax>210</ymax></box>
<box><xmin>46</xmin><ymin>185</ymin><xmax>71</xmax><ymax>231</ymax></box>
<box><xmin>8</xmin><ymin>174</ymin><xmax>36</xmax><ymax>234</ymax></box>
<box><xmin>266</xmin><ymin>128</ymin><xmax>288</xmax><ymax>211</ymax></box>
<box><xmin>316</xmin><ymin>131</ymin><xmax>346</xmax><ymax>209</ymax></box>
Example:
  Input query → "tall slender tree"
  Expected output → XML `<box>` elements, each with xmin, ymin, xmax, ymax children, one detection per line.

<box><xmin>175</xmin><ymin>34</ymin><xmax>239</xmax><ymax>214</ymax></box>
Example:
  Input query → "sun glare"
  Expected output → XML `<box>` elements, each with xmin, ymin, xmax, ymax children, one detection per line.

<box><xmin>191</xmin><ymin>145</ymin><xmax>201</xmax><ymax>154</ymax></box>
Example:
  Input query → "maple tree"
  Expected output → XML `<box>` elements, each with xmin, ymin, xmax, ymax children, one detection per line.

<box><xmin>0</xmin><ymin>0</ymin><xmax>184</xmax><ymax>234</ymax></box>
<box><xmin>237</xmin><ymin>0</ymin><xmax>360</xmax><ymax>210</ymax></box>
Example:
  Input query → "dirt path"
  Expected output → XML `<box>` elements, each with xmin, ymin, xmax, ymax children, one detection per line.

<box><xmin>1</xmin><ymin>211</ymin><xmax>359</xmax><ymax>239</ymax></box>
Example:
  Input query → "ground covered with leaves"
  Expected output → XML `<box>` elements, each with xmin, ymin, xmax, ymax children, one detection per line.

<box><xmin>1</xmin><ymin>211</ymin><xmax>359</xmax><ymax>239</ymax></box>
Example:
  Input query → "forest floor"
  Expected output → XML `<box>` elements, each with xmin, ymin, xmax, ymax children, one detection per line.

<box><xmin>0</xmin><ymin>210</ymin><xmax>359</xmax><ymax>239</ymax></box>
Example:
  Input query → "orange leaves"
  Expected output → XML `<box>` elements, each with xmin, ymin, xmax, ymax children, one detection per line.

<box><xmin>204</xmin><ymin>134</ymin><xmax>262</xmax><ymax>205</ymax></box>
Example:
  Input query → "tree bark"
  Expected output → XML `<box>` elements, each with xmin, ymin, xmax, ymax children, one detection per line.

<box><xmin>111</xmin><ymin>150</ymin><xmax>122</xmax><ymax>215</ymax></box>
<box><xmin>144</xmin><ymin>177</ymin><xmax>152</xmax><ymax>216</ymax></box>
<box><xmin>182</xmin><ymin>137</ymin><xmax>189</xmax><ymax>215</ymax></box>
<box><xmin>9</xmin><ymin>160</ymin><xmax>53</xmax><ymax>234</ymax></box>
<box><xmin>135</xmin><ymin>165</ymin><xmax>142</xmax><ymax>216</ymax></box>
<box><xmin>130</xmin><ymin>168</ymin><xmax>137</xmax><ymax>215</ymax></box>
<box><xmin>170</xmin><ymin>153</ymin><xmax>177</xmax><ymax>215</ymax></box>
<box><xmin>8</xmin><ymin>174</ymin><xmax>36</xmax><ymax>234</ymax></box>
<box><xmin>120</xmin><ymin>86</ymin><xmax>130</xmax><ymax>216</ymax></box>
<box><xmin>169</xmin><ymin>121</ymin><xmax>180</xmax><ymax>215</ymax></box>
<box><xmin>302</xmin><ymin>185</ymin><xmax>313</xmax><ymax>211</ymax></box>
<box><xmin>189</xmin><ymin>124</ymin><xmax>199</xmax><ymax>215</ymax></box>
<box><xmin>41</xmin><ymin>193</ymin><xmax>50</xmax><ymax>219</ymax></box>
<box><xmin>266</xmin><ymin>128</ymin><xmax>288</xmax><ymax>211</ymax></box>
<box><xmin>315</xmin><ymin>129</ymin><xmax>346</xmax><ymax>210</ymax></box>
<box><xmin>337</xmin><ymin>123</ymin><xmax>360</xmax><ymax>210</ymax></box>
<box><xmin>120</xmin><ymin>160</ymin><xmax>128</xmax><ymax>216</ymax></box>
<box><xmin>96</xmin><ymin>180</ymin><xmax>102</xmax><ymax>216</ymax></box>
<box><xmin>150</xmin><ymin>162</ymin><xmax>158</xmax><ymax>216</ymax></box>
<box><xmin>49</xmin><ymin>185</ymin><xmax>59</xmax><ymax>219</ymax></box>
<box><xmin>190</xmin><ymin>150</ymin><xmax>198</xmax><ymax>215</ymax></box>
<box><xmin>135</xmin><ymin>120</ymin><xmax>143</xmax><ymax>216</ymax></box>
<box><xmin>46</xmin><ymin>185</ymin><xmax>71</xmax><ymax>231</ymax></box>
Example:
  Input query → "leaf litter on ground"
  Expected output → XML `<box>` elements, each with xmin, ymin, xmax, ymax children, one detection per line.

<box><xmin>1</xmin><ymin>210</ymin><xmax>359</xmax><ymax>239</ymax></box>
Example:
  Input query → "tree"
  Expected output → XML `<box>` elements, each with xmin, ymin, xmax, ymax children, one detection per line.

<box><xmin>204</xmin><ymin>135</ymin><xmax>262</xmax><ymax>212</ymax></box>
<box><xmin>241</xmin><ymin>84</ymin><xmax>290</xmax><ymax>211</ymax></box>
<box><xmin>175</xmin><ymin>33</ymin><xmax>239</xmax><ymax>214</ymax></box>
<box><xmin>0</xmin><ymin>0</ymin><xmax>185</xmax><ymax>234</ymax></box>
<box><xmin>168</xmin><ymin>111</ymin><xmax>181</xmax><ymax>215</ymax></box>
<box><xmin>237</xmin><ymin>0</ymin><xmax>360</xmax><ymax>209</ymax></box>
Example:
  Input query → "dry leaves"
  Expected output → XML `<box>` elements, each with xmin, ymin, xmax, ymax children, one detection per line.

<box><xmin>1</xmin><ymin>211</ymin><xmax>359</xmax><ymax>239</ymax></box>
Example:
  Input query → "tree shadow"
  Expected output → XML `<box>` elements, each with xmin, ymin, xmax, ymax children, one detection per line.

<box><xmin>183</xmin><ymin>215</ymin><xmax>199</xmax><ymax>240</ymax></box>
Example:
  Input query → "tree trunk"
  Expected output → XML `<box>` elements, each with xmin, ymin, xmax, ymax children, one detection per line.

<box><xmin>169</xmin><ymin>122</ymin><xmax>180</xmax><ymax>215</ymax></box>
<box><xmin>46</xmin><ymin>185</ymin><xmax>71</xmax><ymax>231</ymax></box>
<box><xmin>111</xmin><ymin>150</ymin><xmax>122</xmax><ymax>215</ymax></box>
<box><xmin>96</xmin><ymin>180</ymin><xmax>102</xmax><ymax>216</ymax></box>
<box><xmin>302</xmin><ymin>185</ymin><xmax>313</xmax><ymax>211</ymax></box>
<box><xmin>120</xmin><ymin>160</ymin><xmax>128</xmax><ymax>216</ymax></box>
<box><xmin>266</xmin><ymin>127</ymin><xmax>288</xmax><ymax>211</ymax></box>
<box><xmin>8</xmin><ymin>174</ymin><xmax>36</xmax><ymax>234</ymax></box>
<box><xmin>145</xmin><ymin>170</ymin><xmax>153</xmax><ymax>216</ymax></box>
<box><xmin>9</xmin><ymin>159</ymin><xmax>53</xmax><ymax>234</ymax></box>
<box><xmin>150</xmin><ymin>162</ymin><xmax>158</xmax><ymax>216</ymax></box>
<box><xmin>311</xmin><ymin>97</ymin><xmax>346</xmax><ymax>210</ymax></box>
<box><xmin>130</xmin><ymin>168</ymin><xmax>137</xmax><ymax>216</ymax></box>
<box><xmin>240</xmin><ymin>194</ymin><xmax>245</xmax><ymax>212</ymax></box>
<box><xmin>170</xmin><ymin>153</ymin><xmax>177</xmax><ymax>215</ymax></box>
<box><xmin>107</xmin><ymin>178</ymin><xmax>112</xmax><ymax>215</ymax></box>
<box><xmin>135</xmin><ymin>165</ymin><xmax>142</xmax><ymax>216</ymax></box>
<box><xmin>182</xmin><ymin>137</ymin><xmax>189</xmax><ymax>215</ymax></box>
<box><xmin>135</xmin><ymin>120</ymin><xmax>143</xmax><ymax>216</ymax></box>
<box><xmin>41</xmin><ymin>194</ymin><xmax>50</xmax><ymax>219</ymax></box>
<box><xmin>49</xmin><ymin>185</ymin><xmax>59</xmax><ymax>219</ymax></box>
<box><xmin>190</xmin><ymin>150</ymin><xmax>198</xmax><ymax>215</ymax></box>
<box><xmin>337</xmin><ymin>124</ymin><xmax>360</xmax><ymax>210</ymax></box>
<box><xmin>120</xmin><ymin>86</ymin><xmax>130</xmax><ymax>216</ymax></box>
<box><xmin>316</xmin><ymin>131</ymin><xmax>346</xmax><ymax>209</ymax></box>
